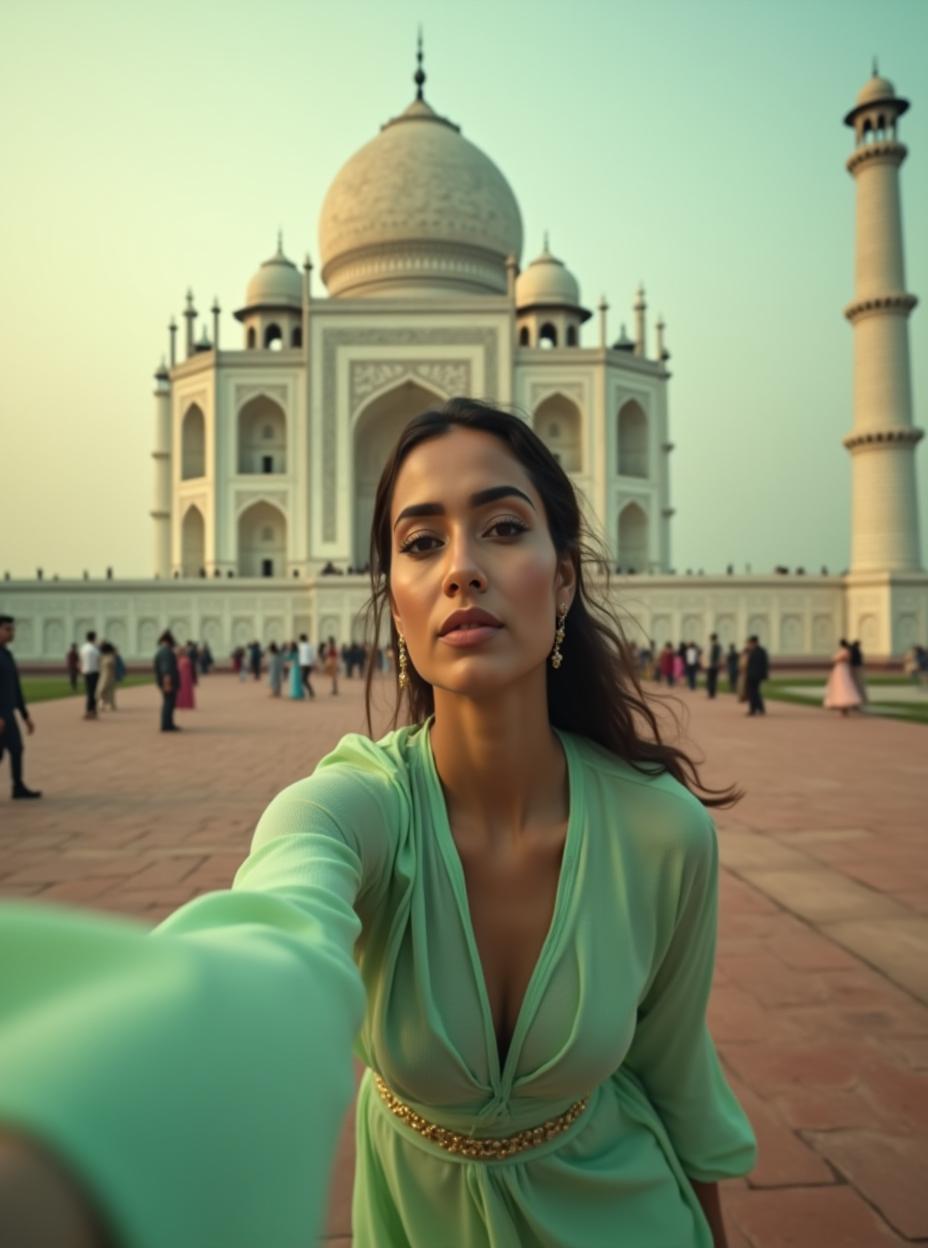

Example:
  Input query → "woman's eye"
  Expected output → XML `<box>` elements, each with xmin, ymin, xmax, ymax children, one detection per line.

<box><xmin>398</xmin><ymin>533</ymin><xmax>441</xmax><ymax>555</ymax></box>
<box><xmin>487</xmin><ymin>517</ymin><xmax>528</xmax><ymax>538</ymax></box>
<box><xmin>396</xmin><ymin>516</ymin><xmax>528</xmax><ymax>556</ymax></box>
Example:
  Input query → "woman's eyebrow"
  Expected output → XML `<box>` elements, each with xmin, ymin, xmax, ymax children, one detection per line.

<box><xmin>393</xmin><ymin>485</ymin><xmax>535</xmax><ymax>529</ymax></box>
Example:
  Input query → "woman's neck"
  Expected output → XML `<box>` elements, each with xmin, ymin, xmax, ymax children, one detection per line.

<box><xmin>429</xmin><ymin>681</ymin><xmax>568</xmax><ymax>843</ymax></box>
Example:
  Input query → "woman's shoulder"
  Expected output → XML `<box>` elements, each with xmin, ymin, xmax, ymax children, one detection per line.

<box><xmin>269</xmin><ymin>726</ymin><xmax>420</xmax><ymax>823</ymax></box>
<box><xmin>252</xmin><ymin>726</ymin><xmax>422</xmax><ymax>859</ymax></box>
<box><xmin>567</xmin><ymin>730</ymin><xmax>714</xmax><ymax>856</ymax></box>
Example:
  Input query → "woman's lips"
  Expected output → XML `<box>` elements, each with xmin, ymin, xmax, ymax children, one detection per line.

<box><xmin>438</xmin><ymin>624</ymin><xmax>503</xmax><ymax>648</ymax></box>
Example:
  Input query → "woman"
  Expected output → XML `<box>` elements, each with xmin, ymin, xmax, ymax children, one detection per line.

<box><xmin>96</xmin><ymin>642</ymin><xmax>117</xmax><ymax>712</ymax></box>
<box><xmin>0</xmin><ymin>398</ymin><xmax>754</xmax><ymax>1248</ymax></box>
<box><xmin>175</xmin><ymin>645</ymin><xmax>196</xmax><ymax>710</ymax></box>
<box><xmin>658</xmin><ymin>640</ymin><xmax>675</xmax><ymax>685</ymax></box>
<box><xmin>323</xmin><ymin>635</ymin><xmax>339</xmax><ymax>695</ymax></box>
<box><xmin>672</xmin><ymin>644</ymin><xmax>686</xmax><ymax>686</ymax></box>
<box><xmin>287</xmin><ymin>642</ymin><xmax>305</xmax><ymax>700</ymax></box>
<box><xmin>266</xmin><ymin>643</ymin><xmax>285</xmax><ymax>699</ymax></box>
<box><xmin>735</xmin><ymin>645</ymin><xmax>749</xmax><ymax>704</ymax></box>
<box><xmin>823</xmin><ymin>639</ymin><xmax>863</xmax><ymax>717</ymax></box>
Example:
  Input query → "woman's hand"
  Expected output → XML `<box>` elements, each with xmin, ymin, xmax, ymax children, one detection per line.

<box><xmin>0</xmin><ymin>1127</ymin><xmax>113</xmax><ymax>1248</ymax></box>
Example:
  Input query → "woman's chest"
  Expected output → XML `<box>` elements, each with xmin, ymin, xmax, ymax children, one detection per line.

<box><xmin>455</xmin><ymin>832</ymin><xmax>565</xmax><ymax>1065</ymax></box>
<box><xmin>364</xmin><ymin>829</ymin><xmax>653</xmax><ymax>1099</ymax></box>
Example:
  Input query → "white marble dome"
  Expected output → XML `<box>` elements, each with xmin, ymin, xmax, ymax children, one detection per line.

<box><xmin>516</xmin><ymin>239</ymin><xmax>581</xmax><ymax>309</ymax></box>
<box><xmin>244</xmin><ymin>236</ymin><xmax>302</xmax><ymax>309</ymax></box>
<box><xmin>856</xmin><ymin>73</ymin><xmax>897</xmax><ymax>107</ymax></box>
<box><xmin>318</xmin><ymin>97</ymin><xmax>523</xmax><ymax>298</ymax></box>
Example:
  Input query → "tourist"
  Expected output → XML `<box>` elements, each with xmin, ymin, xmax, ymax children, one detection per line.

<box><xmin>744</xmin><ymin>634</ymin><xmax>769</xmax><ymax>717</ymax></box>
<box><xmin>267</xmin><ymin>643</ymin><xmax>285</xmax><ymax>698</ymax></box>
<box><xmin>114</xmin><ymin>646</ymin><xmax>126</xmax><ymax>684</ymax></box>
<box><xmin>65</xmin><ymin>642</ymin><xmax>80</xmax><ymax>692</ymax></box>
<box><xmin>323</xmin><ymin>635</ymin><xmax>339</xmax><ymax>695</ymax></box>
<box><xmin>658</xmin><ymin>641</ymin><xmax>675</xmax><ymax>685</ymax></box>
<box><xmin>0</xmin><ymin>399</ymin><xmax>756</xmax><ymax>1246</ymax></box>
<box><xmin>823</xmin><ymin>639</ymin><xmax>862</xmax><ymax>717</ymax></box>
<box><xmin>231</xmin><ymin>645</ymin><xmax>247</xmax><ymax>681</ymax></box>
<box><xmin>97</xmin><ymin>642</ymin><xmax>118</xmax><ymax>712</ymax></box>
<box><xmin>726</xmin><ymin>644</ymin><xmax>739</xmax><ymax>693</ymax></box>
<box><xmin>704</xmin><ymin>633</ymin><xmax>722</xmax><ymax>699</ymax></box>
<box><xmin>176</xmin><ymin>645</ymin><xmax>196</xmax><ymax>711</ymax></box>
<box><xmin>249</xmin><ymin>640</ymin><xmax>262</xmax><ymax>681</ymax></box>
<box><xmin>200</xmin><ymin>643</ymin><xmax>213</xmax><ymax>676</ymax></box>
<box><xmin>185</xmin><ymin>641</ymin><xmax>200</xmax><ymax>683</ymax></box>
<box><xmin>0</xmin><ymin>614</ymin><xmax>41</xmax><ymax>799</ymax></box>
<box><xmin>672</xmin><ymin>645</ymin><xmax>686</xmax><ymax>686</ymax></box>
<box><xmin>79</xmin><ymin>629</ymin><xmax>101</xmax><ymax>721</ymax></box>
<box><xmin>153</xmin><ymin>629</ymin><xmax>180</xmax><ymax>732</ymax></box>
<box><xmin>288</xmin><ymin>642</ymin><xmax>305</xmax><ymax>700</ymax></box>
<box><xmin>684</xmin><ymin>641</ymin><xmax>699</xmax><ymax>691</ymax></box>
<box><xmin>297</xmin><ymin>633</ymin><xmax>316</xmax><ymax>698</ymax></box>
<box><xmin>848</xmin><ymin>639</ymin><xmax>867</xmax><ymax>705</ymax></box>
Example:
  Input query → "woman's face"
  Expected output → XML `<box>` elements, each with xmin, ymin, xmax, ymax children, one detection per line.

<box><xmin>389</xmin><ymin>426</ymin><xmax>575</xmax><ymax>699</ymax></box>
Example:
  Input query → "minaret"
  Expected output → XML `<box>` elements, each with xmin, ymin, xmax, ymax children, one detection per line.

<box><xmin>151</xmin><ymin>360</ymin><xmax>171</xmax><ymax>578</ymax></box>
<box><xmin>633</xmin><ymin>285</ymin><xmax>647</xmax><ymax>358</ymax></box>
<box><xmin>843</xmin><ymin>67</ymin><xmax>922</xmax><ymax>572</ymax></box>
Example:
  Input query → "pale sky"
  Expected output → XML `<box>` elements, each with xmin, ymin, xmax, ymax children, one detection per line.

<box><xmin>1</xmin><ymin>0</ymin><xmax>926</xmax><ymax>578</ymax></box>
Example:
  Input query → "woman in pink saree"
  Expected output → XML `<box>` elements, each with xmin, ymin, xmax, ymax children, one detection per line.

<box><xmin>176</xmin><ymin>647</ymin><xmax>196</xmax><ymax>710</ymax></box>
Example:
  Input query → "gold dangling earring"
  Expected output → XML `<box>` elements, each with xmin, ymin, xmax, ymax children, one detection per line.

<box><xmin>550</xmin><ymin>605</ymin><xmax>567</xmax><ymax>670</ymax></box>
<box><xmin>397</xmin><ymin>633</ymin><xmax>409</xmax><ymax>689</ymax></box>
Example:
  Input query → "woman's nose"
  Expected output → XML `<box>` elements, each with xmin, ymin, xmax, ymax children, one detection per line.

<box><xmin>441</xmin><ymin>535</ymin><xmax>487</xmax><ymax>596</ymax></box>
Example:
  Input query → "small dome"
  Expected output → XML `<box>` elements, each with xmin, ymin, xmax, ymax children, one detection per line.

<box><xmin>856</xmin><ymin>73</ymin><xmax>896</xmax><ymax>106</ymax></box>
<box><xmin>318</xmin><ymin>96</ymin><xmax>523</xmax><ymax>297</ymax></box>
<box><xmin>244</xmin><ymin>235</ymin><xmax>302</xmax><ymax>309</ymax></box>
<box><xmin>515</xmin><ymin>238</ymin><xmax>581</xmax><ymax>310</ymax></box>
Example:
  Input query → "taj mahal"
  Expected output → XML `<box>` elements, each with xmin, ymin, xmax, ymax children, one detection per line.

<box><xmin>5</xmin><ymin>56</ymin><xmax>926</xmax><ymax>663</ymax></box>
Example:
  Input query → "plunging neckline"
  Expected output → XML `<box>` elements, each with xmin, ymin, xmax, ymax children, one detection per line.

<box><xmin>422</xmin><ymin>719</ymin><xmax>583</xmax><ymax>1087</ymax></box>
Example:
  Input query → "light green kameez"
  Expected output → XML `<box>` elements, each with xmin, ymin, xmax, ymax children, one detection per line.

<box><xmin>0</xmin><ymin>721</ymin><xmax>755</xmax><ymax>1247</ymax></box>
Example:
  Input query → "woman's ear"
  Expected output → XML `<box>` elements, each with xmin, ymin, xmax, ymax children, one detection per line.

<box><xmin>555</xmin><ymin>555</ymin><xmax>577</xmax><ymax>612</ymax></box>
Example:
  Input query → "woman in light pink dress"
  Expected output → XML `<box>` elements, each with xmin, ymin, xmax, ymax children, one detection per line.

<box><xmin>823</xmin><ymin>640</ymin><xmax>862</xmax><ymax>716</ymax></box>
<box><xmin>175</xmin><ymin>647</ymin><xmax>196</xmax><ymax>710</ymax></box>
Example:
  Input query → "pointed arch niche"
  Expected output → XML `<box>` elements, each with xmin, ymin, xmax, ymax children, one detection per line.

<box><xmin>617</xmin><ymin>501</ymin><xmax>648</xmax><ymax>572</ymax></box>
<box><xmin>238</xmin><ymin>500</ymin><xmax>287</xmax><ymax>577</ymax></box>
<box><xmin>353</xmin><ymin>379</ymin><xmax>443</xmax><ymax>567</ymax></box>
<box><xmin>617</xmin><ymin>400</ymin><xmax>648</xmax><ymax>478</ymax></box>
<box><xmin>238</xmin><ymin>394</ymin><xmax>287</xmax><ymax>475</ymax></box>
<box><xmin>181</xmin><ymin>404</ymin><xmax>205</xmax><ymax>480</ymax></box>
<box><xmin>533</xmin><ymin>393</ymin><xmax>582</xmax><ymax>472</ymax></box>
<box><xmin>181</xmin><ymin>503</ymin><xmax>205</xmax><ymax>576</ymax></box>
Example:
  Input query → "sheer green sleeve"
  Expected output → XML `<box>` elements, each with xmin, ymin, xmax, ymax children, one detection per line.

<box><xmin>622</xmin><ymin>811</ymin><xmax>757</xmax><ymax>1183</ymax></box>
<box><xmin>0</xmin><ymin>731</ymin><xmax>404</xmax><ymax>1248</ymax></box>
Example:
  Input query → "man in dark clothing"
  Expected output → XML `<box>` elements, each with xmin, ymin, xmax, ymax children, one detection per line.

<box><xmin>0</xmin><ymin>615</ymin><xmax>42</xmax><ymax>798</ymax></box>
<box><xmin>249</xmin><ymin>641</ymin><xmax>262</xmax><ymax>681</ymax></box>
<box><xmin>705</xmin><ymin>633</ymin><xmax>722</xmax><ymax>699</ymax></box>
<box><xmin>745</xmin><ymin>635</ymin><xmax>769</xmax><ymax>716</ymax></box>
<box><xmin>154</xmin><ymin>629</ymin><xmax>181</xmax><ymax>732</ymax></box>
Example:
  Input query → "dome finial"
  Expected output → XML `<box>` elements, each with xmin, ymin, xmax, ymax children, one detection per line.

<box><xmin>872</xmin><ymin>54</ymin><xmax>878</xmax><ymax>77</ymax></box>
<box><xmin>276</xmin><ymin>228</ymin><xmax>284</xmax><ymax>256</ymax></box>
<box><xmin>543</xmin><ymin>229</ymin><xmax>550</xmax><ymax>253</ymax></box>
<box><xmin>414</xmin><ymin>26</ymin><xmax>426</xmax><ymax>101</ymax></box>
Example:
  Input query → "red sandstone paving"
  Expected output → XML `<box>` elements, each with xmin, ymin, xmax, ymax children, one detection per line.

<box><xmin>1</xmin><ymin>676</ymin><xmax>927</xmax><ymax>1245</ymax></box>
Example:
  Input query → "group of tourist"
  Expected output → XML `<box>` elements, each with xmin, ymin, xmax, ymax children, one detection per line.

<box><xmin>635</xmin><ymin>635</ymin><xmax>771</xmax><ymax>714</ymax></box>
<box><xmin>71</xmin><ymin>632</ymin><xmax>131</xmax><ymax>719</ymax></box>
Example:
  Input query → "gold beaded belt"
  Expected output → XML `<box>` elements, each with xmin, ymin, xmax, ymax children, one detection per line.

<box><xmin>372</xmin><ymin>1073</ymin><xmax>589</xmax><ymax>1160</ymax></box>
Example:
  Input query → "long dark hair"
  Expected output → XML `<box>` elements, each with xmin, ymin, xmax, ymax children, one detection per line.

<box><xmin>362</xmin><ymin>397</ymin><xmax>739</xmax><ymax>808</ymax></box>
